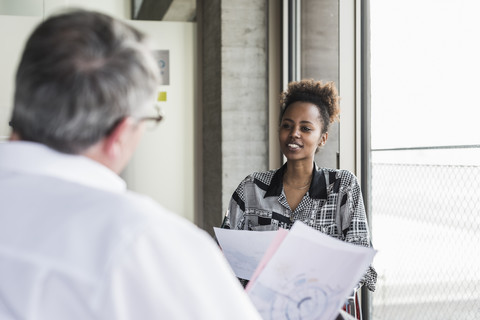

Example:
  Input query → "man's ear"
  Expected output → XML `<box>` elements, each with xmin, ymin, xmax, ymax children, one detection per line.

<box><xmin>103</xmin><ymin>117</ymin><xmax>132</xmax><ymax>159</ymax></box>
<box><xmin>82</xmin><ymin>117</ymin><xmax>141</xmax><ymax>174</ymax></box>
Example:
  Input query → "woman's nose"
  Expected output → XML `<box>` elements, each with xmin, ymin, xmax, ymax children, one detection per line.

<box><xmin>290</xmin><ymin>127</ymin><xmax>300</xmax><ymax>138</ymax></box>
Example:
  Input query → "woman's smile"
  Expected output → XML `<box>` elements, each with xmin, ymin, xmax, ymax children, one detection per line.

<box><xmin>287</xmin><ymin>142</ymin><xmax>302</xmax><ymax>151</ymax></box>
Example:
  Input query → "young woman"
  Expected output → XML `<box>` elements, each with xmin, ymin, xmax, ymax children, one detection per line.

<box><xmin>221</xmin><ymin>79</ymin><xmax>377</xmax><ymax>291</ymax></box>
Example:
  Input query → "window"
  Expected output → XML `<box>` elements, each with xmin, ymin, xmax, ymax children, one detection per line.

<box><xmin>370</xmin><ymin>1</ymin><xmax>480</xmax><ymax>318</ymax></box>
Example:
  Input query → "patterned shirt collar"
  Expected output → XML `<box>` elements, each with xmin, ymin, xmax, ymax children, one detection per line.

<box><xmin>264</xmin><ymin>162</ymin><xmax>328</xmax><ymax>200</ymax></box>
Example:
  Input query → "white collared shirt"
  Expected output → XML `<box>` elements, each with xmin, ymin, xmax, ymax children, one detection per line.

<box><xmin>0</xmin><ymin>141</ymin><xmax>261</xmax><ymax>320</ymax></box>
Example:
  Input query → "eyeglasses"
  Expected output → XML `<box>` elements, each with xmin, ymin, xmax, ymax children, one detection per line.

<box><xmin>104</xmin><ymin>106</ymin><xmax>164</xmax><ymax>136</ymax></box>
<box><xmin>138</xmin><ymin>114</ymin><xmax>163</xmax><ymax>125</ymax></box>
<box><xmin>138</xmin><ymin>105</ymin><xmax>164</xmax><ymax>130</ymax></box>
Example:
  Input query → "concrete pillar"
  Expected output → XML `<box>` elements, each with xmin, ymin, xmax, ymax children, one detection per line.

<box><xmin>197</xmin><ymin>0</ymin><xmax>269</xmax><ymax>235</ymax></box>
<box><xmin>301</xmin><ymin>0</ymin><xmax>339</xmax><ymax>169</ymax></box>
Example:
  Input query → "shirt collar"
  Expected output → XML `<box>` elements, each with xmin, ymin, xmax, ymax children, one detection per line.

<box><xmin>0</xmin><ymin>141</ymin><xmax>126</xmax><ymax>193</ymax></box>
<box><xmin>264</xmin><ymin>162</ymin><xmax>328</xmax><ymax>200</ymax></box>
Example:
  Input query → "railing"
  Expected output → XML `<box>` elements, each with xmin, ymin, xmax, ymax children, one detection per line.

<box><xmin>370</xmin><ymin>145</ymin><xmax>480</xmax><ymax>320</ymax></box>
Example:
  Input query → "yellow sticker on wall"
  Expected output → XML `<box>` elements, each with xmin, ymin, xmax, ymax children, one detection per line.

<box><xmin>157</xmin><ymin>91</ymin><xmax>167</xmax><ymax>102</ymax></box>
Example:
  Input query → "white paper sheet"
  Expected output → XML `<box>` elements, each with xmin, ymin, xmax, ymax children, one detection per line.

<box><xmin>246</xmin><ymin>222</ymin><xmax>376</xmax><ymax>320</ymax></box>
<box><xmin>213</xmin><ymin>227</ymin><xmax>278</xmax><ymax>280</ymax></box>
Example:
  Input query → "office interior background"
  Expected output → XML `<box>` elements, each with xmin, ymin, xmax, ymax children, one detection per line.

<box><xmin>0</xmin><ymin>0</ymin><xmax>479</xmax><ymax>319</ymax></box>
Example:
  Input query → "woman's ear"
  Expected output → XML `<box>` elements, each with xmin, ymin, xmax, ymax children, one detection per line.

<box><xmin>318</xmin><ymin>132</ymin><xmax>329</xmax><ymax>147</ymax></box>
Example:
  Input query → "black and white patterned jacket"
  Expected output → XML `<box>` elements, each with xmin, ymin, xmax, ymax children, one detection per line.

<box><xmin>221</xmin><ymin>162</ymin><xmax>377</xmax><ymax>291</ymax></box>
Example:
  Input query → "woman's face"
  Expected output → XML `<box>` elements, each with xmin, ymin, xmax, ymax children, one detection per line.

<box><xmin>279</xmin><ymin>101</ymin><xmax>327</xmax><ymax>162</ymax></box>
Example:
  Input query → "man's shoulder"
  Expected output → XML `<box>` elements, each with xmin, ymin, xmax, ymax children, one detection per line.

<box><xmin>94</xmin><ymin>189</ymin><xmax>199</xmax><ymax>237</ymax></box>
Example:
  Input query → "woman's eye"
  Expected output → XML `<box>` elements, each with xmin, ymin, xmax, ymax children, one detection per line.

<box><xmin>281</xmin><ymin>124</ymin><xmax>290</xmax><ymax>129</ymax></box>
<box><xmin>302</xmin><ymin>127</ymin><xmax>311</xmax><ymax>132</ymax></box>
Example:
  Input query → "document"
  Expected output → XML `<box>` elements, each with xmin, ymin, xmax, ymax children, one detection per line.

<box><xmin>215</xmin><ymin>222</ymin><xmax>376</xmax><ymax>320</ymax></box>
<box><xmin>213</xmin><ymin>227</ymin><xmax>279</xmax><ymax>280</ymax></box>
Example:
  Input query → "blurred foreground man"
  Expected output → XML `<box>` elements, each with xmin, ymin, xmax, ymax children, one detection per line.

<box><xmin>0</xmin><ymin>9</ymin><xmax>261</xmax><ymax>320</ymax></box>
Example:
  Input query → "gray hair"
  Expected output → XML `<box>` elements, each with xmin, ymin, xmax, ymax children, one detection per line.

<box><xmin>10</xmin><ymin>9</ymin><xmax>160</xmax><ymax>154</ymax></box>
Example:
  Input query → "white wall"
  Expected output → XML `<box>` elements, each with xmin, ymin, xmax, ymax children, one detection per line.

<box><xmin>122</xmin><ymin>21</ymin><xmax>196</xmax><ymax>222</ymax></box>
<box><xmin>59</xmin><ymin>0</ymin><xmax>130</xmax><ymax>19</ymax></box>
<box><xmin>0</xmin><ymin>15</ymin><xmax>41</xmax><ymax>141</ymax></box>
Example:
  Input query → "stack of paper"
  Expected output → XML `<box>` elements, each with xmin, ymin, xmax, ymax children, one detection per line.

<box><xmin>214</xmin><ymin>222</ymin><xmax>376</xmax><ymax>320</ymax></box>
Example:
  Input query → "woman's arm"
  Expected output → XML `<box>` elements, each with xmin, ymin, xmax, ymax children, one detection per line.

<box><xmin>340</xmin><ymin>171</ymin><xmax>378</xmax><ymax>291</ymax></box>
<box><xmin>221</xmin><ymin>178</ymin><xmax>248</xmax><ymax>230</ymax></box>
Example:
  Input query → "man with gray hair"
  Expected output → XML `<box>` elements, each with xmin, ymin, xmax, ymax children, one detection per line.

<box><xmin>0</xmin><ymin>9</ymin><xmax>261</xmax><ymax>319</ymax></box>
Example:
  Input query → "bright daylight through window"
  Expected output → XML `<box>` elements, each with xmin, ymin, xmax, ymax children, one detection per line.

<box><xmin>370</xmin><ymin>1</ymin><xmax>480</xmax><ymax>319</ymax></box>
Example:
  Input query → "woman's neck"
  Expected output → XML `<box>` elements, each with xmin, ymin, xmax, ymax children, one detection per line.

<box><xmin>284</xmin><ymin>160</ymin><xmax>314</xmax><ymax>185</ymax></box>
